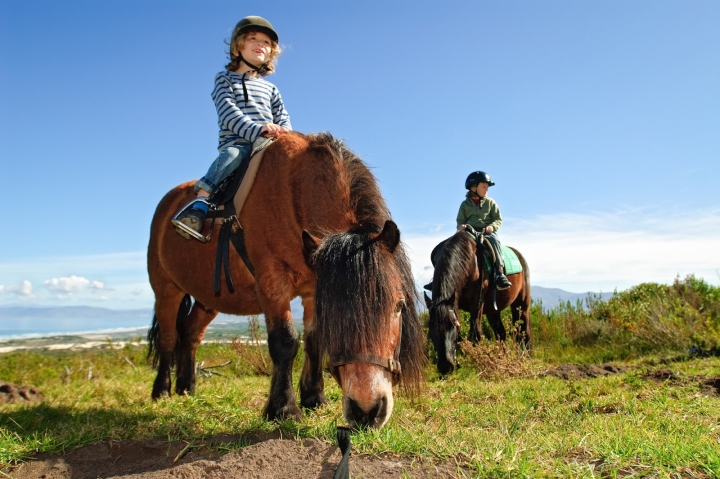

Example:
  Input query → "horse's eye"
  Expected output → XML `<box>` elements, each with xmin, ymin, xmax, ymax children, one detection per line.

<box><xmin>395</xmin><ymin>300</ymin><xmax>405</xmax><ymax>313</ymax></box>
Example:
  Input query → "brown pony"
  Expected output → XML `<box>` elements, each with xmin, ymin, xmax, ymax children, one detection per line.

<box><xmin>147</xmin><ymin>132</ymin><xmax>425</xmax><ymax>428</ymax></box>
<box><xmin>424</xmin><ymin>230</ymin><xmax>531</xmax><ymax>375</ymax></box>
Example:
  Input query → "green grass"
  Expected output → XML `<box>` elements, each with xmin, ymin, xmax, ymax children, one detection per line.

<box><xmin>1</xmin><ymin>277</ymin><xmax>720</xmax><ymax>477</ymax></box>
<box><xmin>1</xmin><ymin>342</ymin><xmax>719</xmax><ymax>477</ymax></box>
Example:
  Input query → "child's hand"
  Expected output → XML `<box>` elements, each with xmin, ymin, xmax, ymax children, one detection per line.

<box><xmin>484</xmin><ymin>226</ymin><xmax>494</xmax><ymax>233</ymax></box>
<box><xmin>260</xmin><ymin>123</ymin><xmax>287</xmax><ymax>138</ymax></box>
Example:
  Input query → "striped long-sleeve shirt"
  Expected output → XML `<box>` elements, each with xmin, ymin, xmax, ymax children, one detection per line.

<box><xmin>212</xmin><ymin>71</ymin><xmax>292</xmax><ymax>151</ymax></box>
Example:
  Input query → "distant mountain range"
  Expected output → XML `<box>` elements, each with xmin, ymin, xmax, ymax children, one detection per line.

<box><xmin>0</xmin><ymin>286</ymin><xmax>613</xmax><ymax>338</ymax></box>
<box><xmin>531</xmin><ymin>286</ymin><xmax>614</xmax><ymax>309</ymax></box>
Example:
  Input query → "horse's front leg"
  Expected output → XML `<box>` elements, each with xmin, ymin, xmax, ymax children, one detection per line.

<box><xmin>263</xmin><ymin>307</ymin><xmax>302</xmax><ymax>421</ymax></box>
<box><xmin>468</xmin><ymin>293</ymin><xmax>484</xmax><ymax>344</ymax></box>
<box><xmin>485</xmin><ymin>311</ymin><xmax>507</xmax><ymax>342</ymax></box>
<box><xmin>299</xmin><ymin>296</ymin><xmax>328</xmax><ymax>409</ymax></box>
<box><xmin>175</xmin><ymin>301</ymin><xmax>218</xmax><ymax>395</ymax></box>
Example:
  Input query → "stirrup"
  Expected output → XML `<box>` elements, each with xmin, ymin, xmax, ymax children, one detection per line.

<box><xmin>171</xmin><ymin>197</ymin><xmax>216</xmax><ymax>243</ymax></box>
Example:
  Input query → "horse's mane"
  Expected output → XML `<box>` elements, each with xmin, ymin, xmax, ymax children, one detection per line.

<box><xmin>309</xmin><ymin>133</ymin><xmax>425</xmax><ymax>394</ymax></box>
<box><xmin>433</xmin><ymin>231</ymin><xmax>477</xmax><ymax>305</ymax></box>
<box><xmin>306</xmin><ymin>133</ymin><xmax>390</xmax><ymax>226</ymax></box>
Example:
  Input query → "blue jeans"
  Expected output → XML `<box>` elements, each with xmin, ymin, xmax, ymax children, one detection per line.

<box><xmin>194</xmin><ymin>143</ymin><xmax>252</xmax><ymax>195</ymax></box>
<box><xmin>482</xmin><ymin>232</ymin><xmax>505</xmax><ymax>270</ymax></box>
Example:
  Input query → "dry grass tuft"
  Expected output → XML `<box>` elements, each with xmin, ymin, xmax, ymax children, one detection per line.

<box><xmin>459</xmin><ymin>339</ymin><xmax>537</xmax><ymax>380</ymax></box>
<box><xmin>230</xmin><ymin>316</ymin><xmax>271</xmax><ymax>376</ymax></box>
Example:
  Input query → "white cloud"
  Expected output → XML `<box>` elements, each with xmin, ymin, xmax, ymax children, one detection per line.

<box><xmin>45</xmin><ymin>275</ymin><xmax>90</xmax><ymax>293</ymax></box>
<box><xmin>403</xmin><ymin>207</ymin><xmax>720</xmax><ymax>294</ymax></box>
<box><xmin>18</xmin><ymin>280</ymin><xmax>32</xmax><ymax>296</ymax></box>
<box><xmin>0</xmin><ymin>280</ymin><xmax>33</xmax><ymax>297</ymax></box>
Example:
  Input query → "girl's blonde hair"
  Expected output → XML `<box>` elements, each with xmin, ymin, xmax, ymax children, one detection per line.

<box><xmin>225</xmin><ymin>30</ymin><xmax>282</xmax><ymax>75</ymax></box>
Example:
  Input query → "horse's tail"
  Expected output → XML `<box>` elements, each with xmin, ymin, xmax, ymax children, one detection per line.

<box><xmin>511</xmin><ymin>248</ymin><xmax>533</xmax><ymax>350</ymax></box>
<box><xmin>518</xmin><ymin>250</ymin><xmax>530</xmax><ymax>294</ymax></box>
<box><xmin>146</xmin><ymin>293</ymin><xmax>192</xmax><ymax>369</ymax></box>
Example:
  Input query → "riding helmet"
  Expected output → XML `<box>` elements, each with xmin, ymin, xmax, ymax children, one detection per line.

<box><xmin>465</xmin><ymin>171</ymin><xmax>495</xmax><ymax>189</ymax></box>
<box><xmin>231</xmin><ymin>16</ymin><xmax>279</xmax><ymax>43</ymax></box>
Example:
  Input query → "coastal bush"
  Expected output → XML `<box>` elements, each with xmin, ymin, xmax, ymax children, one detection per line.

<box><xmin>528</xmin><ymin>275</ymin><xmax>720</xmax><ymax>362</ymax></box>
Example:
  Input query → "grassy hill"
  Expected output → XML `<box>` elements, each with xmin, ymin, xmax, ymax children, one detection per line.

<box><xmin>1</xmin><ymin>276</ymin><xmax>719</xmax><ymax>476</ymax></box>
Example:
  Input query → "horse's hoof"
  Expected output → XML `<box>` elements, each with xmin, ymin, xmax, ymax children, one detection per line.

<box><xmin>151</xmin><ymin>389</ymin><xmax>170</xmax><ymax>401</ymax></box>
<box><xmin>301</xmin><ymin>393</ymin><xmax>329</xmax><ymax>410</ymax></box>
<box><xmin>175</xmin><ymin>382</ymin><xmax>196</xmax><ymax>396</ymax></box>
<box><xmin>265</xmin><ymin>403</ymin><xmax>304</xmax><ymax>421</ymax></box>
<box><xmin>151</xmin><ymin>378</ymin><xmax>171</xmax><ymax>400</ymax></box>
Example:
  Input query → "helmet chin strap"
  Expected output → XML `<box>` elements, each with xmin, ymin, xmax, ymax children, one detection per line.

<box><xmin>237</xmin><ymin>54</ymin><xmax>269</xmax><ymax>103</ymax></box>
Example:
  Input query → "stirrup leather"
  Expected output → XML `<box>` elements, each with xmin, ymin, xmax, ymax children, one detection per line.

<box><xmin>171</xmin><ymin>197</ymin><xmax>217</xmax><ymax>243</ymax></box>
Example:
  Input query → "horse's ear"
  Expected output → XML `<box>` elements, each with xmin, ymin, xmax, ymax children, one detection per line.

<box><xmin>424</xmin><ymin>291</ymin><xmax>432</xmax><ymax>309</ymax></box>
<box><xmin>377</xmin><ymin>220</ymin><xmax>400</xmax><ymax>253</ymax></box>
<box><xmin>302</xmin><ymin>231</ymin><xmax>319</xmax><ymax>267</ymax></box>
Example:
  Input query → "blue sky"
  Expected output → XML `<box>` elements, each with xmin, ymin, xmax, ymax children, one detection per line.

<box><xmin>1</xmin><ymin>1</ymin><xmax>718</xmax><ymax>311</ymax></box>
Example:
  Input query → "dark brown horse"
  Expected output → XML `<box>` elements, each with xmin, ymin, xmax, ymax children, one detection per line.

<box><xmin>424</xmin><ymin>230</ymin><xmax>531</xmax><ymax>375</ymax></box>
<box><xmin>147</xmin><ymin>132</ymin><xmax>425</xmax><ymax>428</ymax></box>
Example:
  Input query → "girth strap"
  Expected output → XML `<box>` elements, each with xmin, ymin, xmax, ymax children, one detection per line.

<box><xmin>214</xmin><ymin>220</ymin><xmax>235</xmax><ymax>295</ymax></box>
<box><xmin>213</xmin><ymin>205</ymin><xmax>255</xmax><ymax>295</ymax></box>
<box><xmin>229</xmin><ymin>224</ymin><xmax>254</xmax><ymax>276</ymax></box>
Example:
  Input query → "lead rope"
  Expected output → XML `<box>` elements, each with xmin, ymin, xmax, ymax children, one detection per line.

<box><xmin>333</xmin><ymin>426</ymin><xmax>352</xmax><ymax>479</ymax></box>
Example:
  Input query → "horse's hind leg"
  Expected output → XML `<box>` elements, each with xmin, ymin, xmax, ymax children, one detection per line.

<box><xmin>299</xmin><ymin>296</ymin><xmax>328</xmax><ymax>409</ymax></box>
<box><xmin>175</xmin><ymin>301</ymin><xmax>218</xmax><ymax>395</ymax></box>
<box><xmin>148</xmin><ymin>287</ymin><xmax>188</xmax><ymax>399</ymax></box>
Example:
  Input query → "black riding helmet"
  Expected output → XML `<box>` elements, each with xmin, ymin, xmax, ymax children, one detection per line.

<box><xmin>230</xmin><ymin>16</ymin><xmax>279</xmax><ymax>103</ymax></box>
<box><xmin>231</xmin><ymin>16</ymin><xmax>279</xmax><ymax>44</ymax></box>
<box><xmin>465</xmin><ymin>171</ymin><xmax>495</xmax><ymax>189</ymax></box>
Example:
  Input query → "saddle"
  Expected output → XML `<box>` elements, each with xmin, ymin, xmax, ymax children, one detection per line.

<box><xmin>203</xmin><ymin>136</ymin><xmax>276</xmax><ymax>294</ymax></box>
<box><xmin>462</xmin><ymin>226</ymin><xmax>522</xmax><ymax>276</ymax></box>
<box><xmin>428</xmin><ymin>227</ymin><xmax>522</xmax><ymax>276</ymax></box>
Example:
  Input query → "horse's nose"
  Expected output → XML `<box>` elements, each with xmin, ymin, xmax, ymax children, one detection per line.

<box><xmin>348</xmin><ymin>395</ymin><xmax>388</xmax><ymax>428</ymax></box>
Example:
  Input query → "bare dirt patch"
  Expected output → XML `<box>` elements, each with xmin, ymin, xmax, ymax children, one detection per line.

<box><xmin>700</xmin><ymin>376</ymin><xmax>720</xmax><ymax>397</ymax></box>
<box><xmin>541</xmin><ymin>363</ymin><xmax>628</xmax><ymax>380</ymax></box>
<box><xmin>0</xmin><ymin>382</ymin><xmax>43</xmax><ymax>404</ymax></box>
<box><xmin>5</xmin><ymin>433</ymin><xmax>469</xmax><ymax>479</ymax></box>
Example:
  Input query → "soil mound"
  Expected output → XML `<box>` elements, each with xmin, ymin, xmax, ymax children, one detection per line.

<box><xmin>6</xmin><ymin>435</ymin><xmax>468</xmax><ymax>479</ymax></box>
<box><xmin>0</xmin><ymin>382</ymin><xmax>43</xmax><ymax>404</ymax></box>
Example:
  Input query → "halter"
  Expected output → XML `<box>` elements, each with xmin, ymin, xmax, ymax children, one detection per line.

<box><xmin>328</xmin><ymin>309</ymin><xmax>403</xmax><ymax>385</ymax></box>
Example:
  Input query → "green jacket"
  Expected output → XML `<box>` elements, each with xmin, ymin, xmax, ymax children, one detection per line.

<box><xmin>456</xmin><ymin>196</ymin><xmax>503</xmax><ymax>232</ymax></box>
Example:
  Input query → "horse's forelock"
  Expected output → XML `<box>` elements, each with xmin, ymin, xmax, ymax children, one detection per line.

<box><xmin>314</xmin><ymin>228</ymin><xmax>397</xmax><ymax>358</ymax></box>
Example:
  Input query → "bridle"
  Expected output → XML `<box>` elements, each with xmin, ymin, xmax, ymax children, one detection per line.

<box><xmin>328</xmin><ymin>305</ymin><xmax>403</xmax><ymax>386</ymax></box>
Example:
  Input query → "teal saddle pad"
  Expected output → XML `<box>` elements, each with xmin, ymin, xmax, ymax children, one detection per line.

<box><xmin>501</xmin><ymin>246</ymin><xmax>522</xmax><ymax>275</ymax></box>
<box><xmin>482</xmin><ymin>245</ymin><xmax>522</xmax><ymax>275</ymax></box>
